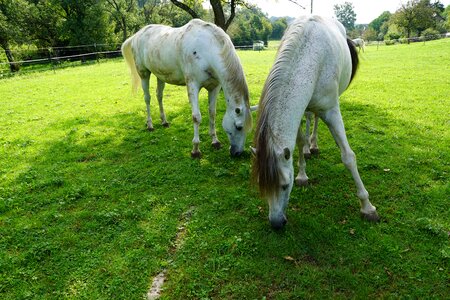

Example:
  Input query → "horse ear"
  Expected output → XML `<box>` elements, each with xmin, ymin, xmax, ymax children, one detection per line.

<box><xmin>283</xmin><ymin>147</ymin><xmax>290</xmax><ymax>160</ymax></box>
<box><xmin>250</xmin><ymin>146</ymin><xmax>257</xmax><ymax>157</ymax></box>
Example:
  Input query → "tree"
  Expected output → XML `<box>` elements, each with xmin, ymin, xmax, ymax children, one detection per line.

<box><xmin>445</xmin><ymin>5</ymin><xmax>450</xmax><ymax>30</ymax></box>
<box><xmin>334</xmin><ymin>1</ymin><xmax>356</xmax><ymax>31</ymax></box>
<box><xmin>170</xmin><ymin>0</ymin><xmax>250</xmax><ymax>32</ymax></box>
<box><xmin>227</xmin><ymin>6</ymin><xmax>272</xmax><ymax>46</ymax></box>
<box><xmin>28</xmin><ymin>1</ymin><xmax>65</xmax><ymax>48</ymax></box>
<box><xmin>369</xmin><ymin>11</ymin><xmax>391</xmax><ymax>34</ymax></box>
<box><xmin>0</xmin><ymin>0</ymin><xmax>31</xmax><ymax>71</ymax></box>
<box><xmin>270</xmin><ymin>17</ymin><xmax>288</xmax><ymax>40</ymax></box>
<box><xmin>393</xmin><ymin>0</ymin><xmax>445</xmax><ymax>41</ymax></box>
<box><xmin>105</xmin><ymin>0</ymin><xmax>140</xmax><ymax>42</ymax></box>
<box><xmin>58</xmin><ymin>0</ymin><xmax>113</xmax><ymax>46</ymax></box>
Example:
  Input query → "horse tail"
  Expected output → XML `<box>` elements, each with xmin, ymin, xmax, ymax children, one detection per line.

<box><xmin>121</xmin><ymin>36</ymin><xmax>140</xmax><ymax>94</ymax></box>
<box><xmin>346</xmin><ymin>38</ymin><xmax>359</xmax><ymax>85</ymax></box>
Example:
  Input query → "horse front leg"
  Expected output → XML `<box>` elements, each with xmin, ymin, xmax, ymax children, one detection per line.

<box><xmin>320</xmin><ymin>106</ymin><xmax>379</xmax><ymax>222</ymax></box>
<box><xmin>141</xmin><ymin>75</ymin><xmax>153</xmax><ymax>131</ymax></box>
<box><xmin>295</xmin><ymin>124</ymin><xmax>309</xmax><ymax>187</ymax></box>
<box><xmin>208</xmin><ymin>85</ymin><xmax>222</xmax><ymax>150</ymax></box>
<box><xmin>186</xmin><ymin>81</ymin><xmax>202</xmax><ymax>158</ymax></box>
<box><xmin>156</xmin><ymin>78</ymin><xmax>169</xmax><ymax>127</ymax></box>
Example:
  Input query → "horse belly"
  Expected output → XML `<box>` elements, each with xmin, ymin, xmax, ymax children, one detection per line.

<box><xmin>152</xmin><ymin>68</ymin><xmax>186</xmax><ymax>86</ymax></box>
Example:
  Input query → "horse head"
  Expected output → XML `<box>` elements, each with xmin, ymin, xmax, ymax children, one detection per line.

<box><xmin>252</xmin><ymin>142</ymin><xmax>294</xmax><ymax>229</ymax></box>
<box><xmin>222</xmin><ymin>101</ymin><xmax>252</xmax><ymax>157</ymax></box>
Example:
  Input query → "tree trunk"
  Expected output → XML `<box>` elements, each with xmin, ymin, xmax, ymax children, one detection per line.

<box><xmin>170</xmin><ymin>0</ymin><xmax>237</xmax><ymax>32</ymax></box>
<box><xmin>170</xmin><ymin>0</ymin><xmax>199</xmax><ymax>19</ymax></box>
<box><xmin>1</xmin><ymin>41</ymin><xmax>20</xmax><ymax>72</ymax></box>
<box><xmin>210</xmin><ymin>0</ymin><xmax>236</xmax><ymax>32</ymax></box>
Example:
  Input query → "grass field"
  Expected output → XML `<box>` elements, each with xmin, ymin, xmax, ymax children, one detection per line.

<box><xmin>0</xmin><ymin>39</ymin><xmax>449</xmax><ymax>299</ymax></box>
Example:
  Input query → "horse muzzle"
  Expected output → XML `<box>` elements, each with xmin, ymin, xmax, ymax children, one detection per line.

<box><xmin>269</xmin><ymin>214</ymin><xmax>287</xmax><ymax>230</ymax></box>
<box><xmin>229</xmin><ymin>145</ymin><xmax>243</xmax><ymax>157</ymax></box>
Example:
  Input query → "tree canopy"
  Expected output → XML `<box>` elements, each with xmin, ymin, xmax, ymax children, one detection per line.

<box><xmin>1</xmin><ymin>0</ymin><xmax>450</xmax><ymax>71</ymax></box>
<box><xmin>334</xmin><ymin>1</ymin><xmax>356</xmax><ymax>31</ymax></box>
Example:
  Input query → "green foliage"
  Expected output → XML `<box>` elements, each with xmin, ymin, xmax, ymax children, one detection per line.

<box><xmin>334</xmin><ymin>1</ymin><xmax>356</xmax><ymax>31</ymax></box>
<box><xmin>0</xmin><ymin>38</ymin><xmax>449</xmax><ymax>299</ymax></box>
<box><xmin>227</xmin><ymin>6</ymin><xmax>272</xmax><ymax>46</ymax></box>
<box><xmin>270</xmin><ymin>17</ymin><xmax>288</xmax><ymax>40</ymax></box>
<box><xmin>368</xmin><ymin>11</ymin><xmax>391</xmax><ymax>41</ymax></box>
<box><xmin>393</xmin><ymin>0</ymin><xmax>446</xmax><ymax>38</ymax></box>
<box><xmin>421</xmin><ymin>28</ymin><xmax>441</xmax><ymax>40</ymax></box>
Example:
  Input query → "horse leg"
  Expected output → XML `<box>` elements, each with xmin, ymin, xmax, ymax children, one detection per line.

<box><xmin>320</xmin><ymin>106</ymin><xmax>379</xmax><ymax>222</ymax></box>
<box><xmin>295</xmin><ymin>125</ymin><xmax>309</xmax><ymax>187</ymax></box>
<box><xmin>310</xmin><ymin>113</ymin><xmax>320</xmax><ymax>155</ymax></box>
<box><xmin>186</xmin><ymin>81</ymin><xmax>202</xmax><ymax>158</ymax></box>
<box><xmin>141</xmin><ymin>75</ymin><xmax>153</xmax><ymax>131</ymax></box>
<box><xmin>156</xmin><ymin>78</ymin><xmax>169</xmax><ymax>127</ymax></box>
<box><xmin>303</xmin><ymin>112</ymin><xmax>312</xmax><ymax>159</ymax></box>
<box><xmin>208</xmin><ymin>85</ymin><xmax>221</xmax><ymax>149</ymax></box>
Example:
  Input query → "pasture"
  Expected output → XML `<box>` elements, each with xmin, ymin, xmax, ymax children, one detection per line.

<box><xmin>0</xmin><ymin>39</ymin><xmax>449</xmax><ymax>299</ymax></box>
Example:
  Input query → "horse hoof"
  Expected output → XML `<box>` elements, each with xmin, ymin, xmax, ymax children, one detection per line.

<box><xmin>147</xmin><ymin>127</ymin><xmax>154</xmax><ymax>132</ymax></box>
<box><xmin>212</xmin><ymin>142</ymin><xmax>222</xmax><ymax>150</ymax></box>
<box><xmin>304</xmin><ymin>153</ymin><xmax>312</xmax><ymax>160</ymax></box>
<box><xmin>162</xmin><ymin>122</ymin><xmax>170</xmax><ymax>128</ymax></box>
<box><xmin>295</xmin><ymin>178</ymin><xmax>308</xmax><ymax>187</ymax></box>
<box><xmin>310</xmin><ymin>148</ymin><xmax>320</xmax><ymax>155</ymax></box>
<box><xmin>191</xmin><ymin>151</ymin><xmax>202</xmax><ymax>159</ymax></box>
<box><xmin>361</xmin><ymin>211</ymin><xmax>380</xmax><ymax>222</ymax></box>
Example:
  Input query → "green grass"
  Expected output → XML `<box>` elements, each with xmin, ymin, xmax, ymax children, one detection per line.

<box><xmin>1</xmin><ymin>39</ymin><xmax>449</xmax><ymax>299</ymax></box>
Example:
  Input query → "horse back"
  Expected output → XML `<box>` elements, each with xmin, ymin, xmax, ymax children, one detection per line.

<box><xmin>130</xmin><ymin>20</ymin><xmax>228</xmax><ymax>87</ymax></box>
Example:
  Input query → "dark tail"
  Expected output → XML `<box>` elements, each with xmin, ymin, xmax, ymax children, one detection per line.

<box><xmin>346</xmin><ymin>38</ymin><xmax>359</xmax><ymax>85</ymax></box>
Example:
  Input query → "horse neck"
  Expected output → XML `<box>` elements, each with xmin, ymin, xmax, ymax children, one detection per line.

<box><xmin>267</xmin><ymin>101</ymin><xmax>304</xmax><ymax>152</ymax></box>
<box><xmin>213</xmin><ymin>49</ymin><xmax>249</xmax><ymax>109</ymax></box>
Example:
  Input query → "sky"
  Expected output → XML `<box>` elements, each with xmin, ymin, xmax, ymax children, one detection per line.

<box><xmin>247</xmin><ymin>0</ymin><xmax>450</xmax><ymax>24</ymax></box>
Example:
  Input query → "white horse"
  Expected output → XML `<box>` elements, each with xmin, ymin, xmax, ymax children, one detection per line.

<box><xmin>252</xmin><ymin>16</ymin><xmax>379</xmax><ymax>229</ymax></box>
<box><xmin>121</xmin><ymin>19</ymin><xmax>252</xmax><ymax>158</ymax></box>
<box><xmin>352</xmin><ymin>38</ymin><xmax>365</xmax><ymax>53</ymax></box>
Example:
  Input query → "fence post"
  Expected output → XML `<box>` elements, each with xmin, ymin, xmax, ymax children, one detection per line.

<box><xmin>48</xmin><ymin>48</ymin><xmax>55</xmax><ymax>73</ymax></box>
<box><xmin>94</xmin><ymin>43</ymin><xmax>99</xmax><ymax>63</ymax></box>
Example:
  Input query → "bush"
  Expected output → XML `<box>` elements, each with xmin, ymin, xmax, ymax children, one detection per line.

<box><xmin>384</xmin><ymin>31</ymin><xmax>401</xmax><ymax>41</ymax></box>
<box><xmin>421</xmin><ymin>28</ymin><xmax>441</xmax><ymax>41</ymax></box>
<box><xmin>384</xmin><ymin>40</ymin><xmax>396</xmax><ymax>45</ymax></box>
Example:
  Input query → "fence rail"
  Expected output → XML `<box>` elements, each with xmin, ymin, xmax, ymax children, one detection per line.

<box><xmin>1</xmin><ymin>33</ymin><xmax>448</xmax><ymax>76</ymax></box>
<box><xmin>0</xmin><ymin>50</ymin><xmax>122</xmax><ymax>66</ymax></box>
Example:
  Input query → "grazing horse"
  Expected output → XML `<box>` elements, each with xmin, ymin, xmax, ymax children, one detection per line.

<box><xmin>352</xmin><ymin>38</ymin><xmax>365</xmax><ymax>53</ymax></box>
<box><xmin>121</xmin><ymin>19</ymin><xmax>252</xmax><ymax>158</ymax></box>
<box><xmin>252</xmin><ymin>16</ymin><xmax>379</xmax><ymax>229</ymax></box>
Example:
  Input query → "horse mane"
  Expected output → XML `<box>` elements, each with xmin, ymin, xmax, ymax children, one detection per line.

<box><xmin>346</xmin><ymin>38</ymin><xmax>359</xmax><ymax>85</ymax></box>
<box><xmin>251</xmin><ymin>22</ymin><xmax>309</xmax><ymax>197</ymax></box>
<box><xmin>216</xmin><ymin>28</ymin><xmax>252</xmax><ymax>130</ymax></box>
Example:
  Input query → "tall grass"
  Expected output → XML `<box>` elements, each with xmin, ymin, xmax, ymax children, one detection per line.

<box><xmin>0</xmin><ymin>39</ymin><xmax>448</xmax><ymax>299</ymax></box>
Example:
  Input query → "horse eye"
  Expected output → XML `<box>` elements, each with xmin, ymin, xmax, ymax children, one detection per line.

<box><xmin>235</xmin><ymin>108</ymin><xmax>241</xmax><ymax>114</ymax></box>
<box><xmin>282</xmin><ymin>184</ymin><xmax>289</xmax><ymax>191</ymax></box>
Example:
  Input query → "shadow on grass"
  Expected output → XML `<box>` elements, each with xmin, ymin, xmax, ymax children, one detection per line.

<box><xmin>1</xmin><ymin>99</ymin><xmax>448</xmax><ymax>299</ymax></box>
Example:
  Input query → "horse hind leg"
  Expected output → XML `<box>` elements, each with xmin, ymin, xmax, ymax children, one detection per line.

<box><xmin>186</xmin><ymin>81</ymin><xmax>202</xmax><ymax>158</ymax></box>
<box><xmin>140</xmin><ymin>73</ymin><xmax>153</xmax><ymax>131</ymax></box>
<box><xmin>310</xmin><ymin>113</ymin><xmax>320</xmax><ymax>155</ymax></box>
<box><xmin>295</xmin><ymin>124</ymin><xmax>309</xmax><ymax>187</ymax></box>
<box><xmin>302</xmin><ymin>112</ymin><xmax>313</xmax><ymax>159</ymax></box>
<box><xmin>156</xmin><ymin>78</ymin><xmax>169</xmax><ymax>128</ymax></box>
<box><xmin>320</xmin><ymin>106</ymin><xmax>379</xmax><ymax>222</ymax></box>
